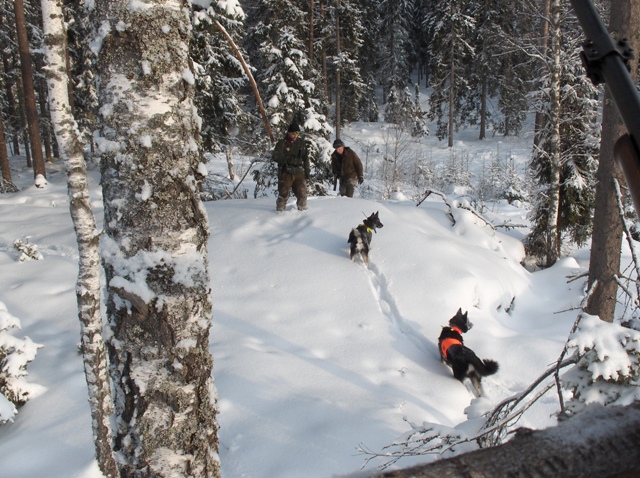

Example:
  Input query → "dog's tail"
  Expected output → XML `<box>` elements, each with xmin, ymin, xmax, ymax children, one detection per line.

<box><xmin>473</xmin><ymin>357</ymin><xmax>499</xmax><ymax>376</ymax></box>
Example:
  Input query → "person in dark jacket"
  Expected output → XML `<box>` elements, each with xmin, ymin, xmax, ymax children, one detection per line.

<box><xmin>272</xmin><ymin>121</ymin><xmax>310</xmax><ymax>212</ymax></box>
<box><xmin>331</xmin><ymin>138</ymin><xmax>363</xmax><ymax>198</ymax></box>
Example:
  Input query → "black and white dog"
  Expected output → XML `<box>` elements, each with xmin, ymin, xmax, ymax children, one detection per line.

<box><xmin>348</xmin><ymin>211</ymin><xmax>383</xmax><ymax>267</ymax></box>
<box><xmin>438</xmin><ymin>308</ymin><xmax>498</xmax><ymax>397</ymax></box>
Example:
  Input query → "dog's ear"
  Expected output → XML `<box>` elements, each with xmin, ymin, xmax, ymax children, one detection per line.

<box><xmin>457</xmin><ymin>307</ymin><xmax>462</xmax><ymax>315</ymax></box>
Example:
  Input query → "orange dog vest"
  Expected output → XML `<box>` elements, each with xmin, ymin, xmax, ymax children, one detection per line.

<box><xmin>440</xmin><ymin>327</ymin><xmax>463</xmax><ymax>359</ymax></box>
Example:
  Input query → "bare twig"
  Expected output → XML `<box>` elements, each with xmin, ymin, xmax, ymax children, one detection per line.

<box><xmin>614</xmin><ymin>178</ymin><xmax>640</xmax><ymax>303</ymax></box>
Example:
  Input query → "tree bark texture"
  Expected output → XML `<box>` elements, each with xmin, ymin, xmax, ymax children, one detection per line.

<box><xmin>13</xmin><ymin>0</ymin><xmax>46</xmax><ymax>180</ymax></box>
<box><xmin>335</xmin><ymin>0</ymin><xmax>342</xmax><ymax>139</ymax></box>
<box><xmin>0</xmin><ymin>108</ymin><xmax>13</xmax><ymax>191</ymax></box>
<box><xmin>371</xmin><ymin>403</ymin><xmax>640</xmax><ymax>478</ymax></box>
<box><xmin>544</xmin><ymin>0</ymin><xmax>562</xmax><ymax>267</ymax></box>
<box><xmin>587</xmin><ymin>0</ymin><xmax>640</xmax><ymax>323</ymax></box>
<box><xmin>93</xmin><ymin>0</ymin><xmax>220</xmax><ymax>476</ymax></box>
<box><xmin>533</xmin><ymin>0</ymin><xmax>551</xmax><ymax>149</ymax></box>
<box><xmin>41</xmin><ymin>0</ymin><xmax>118</xmax><ymax>476</ymax></box>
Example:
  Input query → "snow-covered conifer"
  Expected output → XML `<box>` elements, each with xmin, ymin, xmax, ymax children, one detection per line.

<box><xmin>191</xmin><ymin>0</ymin><xmax>254</xmax><ymax>153</ymax></box>
<box><xmin>0</xmin><ymin>302</ymin><xmax>42</xmax><ymax>425</ymax></box>
<box><xmin>425</xmin><ymin>0</ymin><xmax>476</xmax><ymax>147</ymax></box>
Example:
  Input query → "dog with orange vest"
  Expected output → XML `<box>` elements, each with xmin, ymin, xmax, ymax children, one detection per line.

<box><xmin>438</xmin><ymin>308</ymin><xmax>498</xmax><ymax>397</ymax></box>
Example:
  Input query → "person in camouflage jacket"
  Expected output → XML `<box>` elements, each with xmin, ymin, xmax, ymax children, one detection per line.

<box><xmin>272</xmin><ymin>121</ymin><xmax>310</xmax><ymax>212</ymax></box>
<box><xmin>331</xmin><ymin>138</ymin><xmax>363</xmax><ymax>198</ymax></box>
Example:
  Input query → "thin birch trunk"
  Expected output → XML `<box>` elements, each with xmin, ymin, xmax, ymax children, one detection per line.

<box><xmin>544</xmin><ymin>0</ymin><xmax>563</xmax><ymax>267</ymax></box>
<box><xmin>40</xmin><ymin>0</ymin><xmax>118</xmax><ymax>476</ymax></box>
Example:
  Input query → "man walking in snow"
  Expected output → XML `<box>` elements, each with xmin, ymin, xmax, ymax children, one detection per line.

<box><xmin>331</xmin><ymin>138</ymin><xmax>363</xmax><ymax>198</ymax></box>
<box><xmin>272</xmin><ymin>121</ymin><xmax>310</xmax><ymax>212</ymax></box>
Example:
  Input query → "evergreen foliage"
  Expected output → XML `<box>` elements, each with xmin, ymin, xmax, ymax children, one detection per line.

<box><xmin>424</xmin><ymin>0</ymin><xmax>476</xmax><ymax>144</ymax></box>
<box><xmin>526</xmin><ymin>9</ymin><xmax>599</xmax><ymax>261</ymax></box>
<box><xmin>191</xmin><ymin>0</ymin><xmax>253</xmax><ymax>153</ymax></box>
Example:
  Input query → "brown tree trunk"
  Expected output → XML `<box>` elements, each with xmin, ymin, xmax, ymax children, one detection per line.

<box><xmin>447</xmin><ymin>23</ymin><xmax>455</xmax><ymax>149</ymax></box>
<box><xmin>320</xmin><ymin>0</ymin><xmax>328</xmax><ymax>98</ymax></box>
<box><xmin>335</xmin><ymin>0</ymin><xmax>341</xmax><ymax>139</ymax></box>
<box><xmin>16</xmin><ymin>81</ymin><xmax>32</xmax><ymax>167</ymax></box>
<box><xmin>479</xmin><ymin>75</ymin><xmax>487</xmax><ymax>140</ymax></box>
<box><xmin>0</xmin><ymin>109</ymin><xmax>13</xmax><ymax>192</ymax></box>
<box><xmin>1</xmin><ymin>53</ymin><xmax>21</xmax><ymax>156</ymax></box>
<box><xmin>371</xmin><ymin>403</ymin><xmax>640</xmax><ymax>478</ymax></box>
<box><xmin>13</xmin><ymin>0</ymin><xmax>46</xmax><ymax>181</ymax></box>
<box><xmin>309</xmin><ymin>0</ymin><xmax>315</xmax><ymax>65</ymax></box>
<box><xmin>587</xmin><ymin>0</ymin><xmax>640</xmax><ymax>322</ymax></box>
<box><xmin>37</xmin><ymin>75</ymin><xmax>54</xmax><ymax>162</ymax></box>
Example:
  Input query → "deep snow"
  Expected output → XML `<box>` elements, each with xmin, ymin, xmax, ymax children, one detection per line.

<box><xmin>0</xmin><ymin>138</ymin><xmax>597</xmax><ymax>477</ymax></box>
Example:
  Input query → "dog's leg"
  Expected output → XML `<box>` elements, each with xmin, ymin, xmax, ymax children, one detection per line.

<box><xmin>469</xmin><ymin>371</ymin><xmax>484</xmax><ymax>398</ymax></box>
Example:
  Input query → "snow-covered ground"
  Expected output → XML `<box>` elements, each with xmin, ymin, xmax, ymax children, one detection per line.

<box><xmin>0</xmin><ymin>120</ymin><xmax>605</xmax><ymax>478</ymax></box>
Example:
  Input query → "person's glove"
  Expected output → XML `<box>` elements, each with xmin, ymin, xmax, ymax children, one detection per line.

<box><xmin>358</xmin><ymin>177</ymin><xmax>364</xmax><ymax>185</ymax></box>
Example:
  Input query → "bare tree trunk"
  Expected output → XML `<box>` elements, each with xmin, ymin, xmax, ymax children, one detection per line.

<box><xmin>533</xmin><ymin>0</ymin><xmax>552</xmax><ymax>149</ymax></box>
<box><xmin>447</xmin><ymin>29</ymin><xmax>455</xmax><ymax>149</ymax></box>
<box><xmin>37</xmin><ymin>75</ymin><xmax>54</xmax><ymax>162</ymax></box>
<box><xmin>335</xmin><ymin>0</ymin><xmax>341</xmax><ymax>139</ymax></box>
<box><xmin>93</xmin><ymin>0</ymin><xmax>221</xmax><ymax>475</ymax></box>
<box><xmin>225</xmin><ymin>149</ymin><xmax>235</xmax><ymax>180</ymax></box>
<box><xmin>13</xmin><ymin>0</ymin><xmax>46</xmax><ymax>181</ymax></box>
<box><xmin>479</xmin><ymin>74</ymin><xmax>487</xmax><ymax>140</ymax></box>
<box><xmin>1</xmin><ymin>54</ymin><xmax>21</xmax><ymax>156</ymax></box>
<box><xmin>309</xmin><ymin>0</ymin><xmax>315</xmax><ymax>65</ymax></box>
<box><xmin>544</xmin><ymin>0</ymin><xmax>563</xmax><ymax>267</ymax></box>
<box><xmin>40</xmin><ymin>0</ymin><xmax>118</xmax><ymax>475</ymax></box>
<box><xmin>16</xmin><ymin>80</ymin><xmax>32</xmax><ymax>167</ymax></box>
<box><xmin>0</xmin><ymin>108</ymin><xmax>13</xmax><ymax>192</ymax></box>
<box><xmin>371</xmin><ymin>403</ymin><xmax>640</xmax><ymax>478</ymax></box>
<box><xmin>320</xmin><ymin>0</ymin><xmax>328</xmax><ymax>98</ymax></box>
<box><xmin>587</xmin><ymin>0</ymin><xmax>640</xmax><ymax>323</ymax></box>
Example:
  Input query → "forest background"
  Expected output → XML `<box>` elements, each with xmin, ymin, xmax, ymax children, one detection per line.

<box><xmin>1</xmin><ymin>0</ymin><xmax>640</xmax><ymax>477</ymax></box>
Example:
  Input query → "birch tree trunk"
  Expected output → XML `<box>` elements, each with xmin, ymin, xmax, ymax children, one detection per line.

<box><xmin>533</xmin><ymin>0</ymin><xmax>551</xmax><ymax>149</ymax></box>
<box><xmin>587</xmin><ymin>0</ymin><xmax>640</xmax><ymax>322</ymax></box>
<box><xmin>40</xmin><ymin>1</ymin><xmax>118</xmax><ymax>476</ymax></box>
<box><xmin>91</xmin><ymin>0</ymin><xmax>221</xmax><ymax>476</ymax></box>
<box><xmin>543</xmin><ymin>0</ymin><xmax>563</xmax><ymax>267</ymax></box>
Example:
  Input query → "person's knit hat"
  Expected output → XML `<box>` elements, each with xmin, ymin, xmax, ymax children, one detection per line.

<box><xmin>287</xmin><ymin>122</ymin><xmax>301</xmax><ymax>133</ymax></box>
<box><xmin>333</xmin><ymin>138</ymin><xmax>344</xmax><ymax>148</ymax></box>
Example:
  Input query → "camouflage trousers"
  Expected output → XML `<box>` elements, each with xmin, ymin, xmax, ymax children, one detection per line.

<box><xmin>277</xmin><ymin>170</ymin><xmax>307</xmax><ymax>211</ymax></box>
<box><xmin>338</xmin><ymin>176</ymin><xmax>358</xmax><ymax>198</ymax></box>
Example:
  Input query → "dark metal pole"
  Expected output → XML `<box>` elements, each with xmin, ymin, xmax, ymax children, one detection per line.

<box><xmin>569</xmin><ymin>0</ymin><xmax>640</xmax><ymax>150</ymax></box>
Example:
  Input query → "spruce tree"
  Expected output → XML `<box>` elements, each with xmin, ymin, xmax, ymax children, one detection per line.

<box><xmin>378</xmin><ymin>0</ymin><xmax>414</xmax><ymax>104</ymax></box>
<box><xmin>425</xmin><ymin>0</ymin><xmax>476</xmax><ymax>147</ymax></box>
<box><xmin>191</xmin><ymin>0</ymin><xmax>252</xmax><ymax>153</ymax></box>
<box><xmin>526</xmin><ymin>3</ymin><xmax>598</xmax><ymax>265</ymax></box>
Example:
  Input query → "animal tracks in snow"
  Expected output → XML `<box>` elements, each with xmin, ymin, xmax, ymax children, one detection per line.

<box><xmin>365</xmin><ymin>263</ymin><xmax>433</xmax><ymax>358</ymax></box>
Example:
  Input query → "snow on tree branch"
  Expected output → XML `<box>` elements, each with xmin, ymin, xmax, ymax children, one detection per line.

<box><xmin>0</xmin><ymin>301</ymin><xmax>43</xmax><ymax>424</ymax></box>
